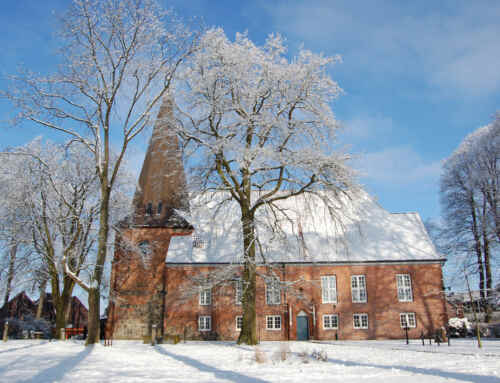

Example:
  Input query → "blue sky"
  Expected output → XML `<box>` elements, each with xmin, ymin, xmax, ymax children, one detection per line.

<box><xmin>1</xmin><ymin>0</ymin><xmax>499</xmax><ymax>224</ymax></box>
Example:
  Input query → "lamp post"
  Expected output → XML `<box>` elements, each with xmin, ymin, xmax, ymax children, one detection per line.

<box><xmin>404</xmin><ymin>326</ymin><xmax>409</xmax><ymax>345</ymax></box>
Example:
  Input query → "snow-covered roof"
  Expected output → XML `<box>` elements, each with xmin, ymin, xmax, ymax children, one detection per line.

<box><xmin>166</xmin><ymin>190</ymin><xmax>443</xmax><ymax>264</ymax></box>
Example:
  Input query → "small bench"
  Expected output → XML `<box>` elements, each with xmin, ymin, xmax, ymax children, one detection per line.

<box><xmin>65</xmin><ymin>328</ymin><xmax>84</xmax><ymax>339</ymax></box>
<box><xmin>32</xmin><ymin>331</ymin><xmax>44</xmax><ymax>339</ymax></box>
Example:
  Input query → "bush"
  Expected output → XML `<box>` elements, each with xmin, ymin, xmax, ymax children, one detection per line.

<box><xmin>254</xmin><ymin>347</ymin><xmax>267</xmax><ymax>364</ymax></box>
<box><xmin>311</xmin><ymin>349</ymin><xmax>328</xmax><ymax>362</ymax></box>
<box><xmin>272</xmin><ymin>342</ymin><xmax>291</xmax><ymax>362</ymax></box>
<box><xmin>3</xmin><ymin>316</ymin><xmax>52</xmax><ymax>339</ymax></box>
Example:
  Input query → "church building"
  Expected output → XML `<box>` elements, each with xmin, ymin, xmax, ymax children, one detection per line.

<box><xmin>106</xmin><ymin>98</ymin><xmax>448</xmax><ymax>341</ymax></box>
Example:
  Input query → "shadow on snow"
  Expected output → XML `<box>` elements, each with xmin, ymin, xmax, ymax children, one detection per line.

<box><xmin>154</xmin><ymin>345</ymin><xmax>270</xmax><ymax>383</ymax></box>
<box><xmin>325</xmin><ymin>356</ymin><xmax>499</xmax><ymax>383</ymax></box>
<box><xmin>0</xmin><ymin>341</ymin><xmax>49</xmax><ymax>355</ymax></box>
<box><xmin>16</xmin><ymin>344</ymin><xmax>92</xmax><ymax>383</ymax></box>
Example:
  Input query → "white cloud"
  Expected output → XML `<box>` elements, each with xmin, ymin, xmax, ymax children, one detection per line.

<box><xmin>354</xmin><ymin>146</ymin><xmax>441</xmax><ymax>185</ymax></box>
<box><xmin>341</xmin><ymin>114</ymin><xmax>394</xmax><ymax>141</ymax></box>
<box><xmin>261</xmin><ymin>0</ymin><xmax>500</xmax><ymax>97</ymax></box>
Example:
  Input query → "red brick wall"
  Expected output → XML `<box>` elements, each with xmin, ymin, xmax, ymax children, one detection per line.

<box><xmin>162</xmin><ymin>263</ymin><xmax>447</xmax><ymax>341</ymax></box>
<box><xmin>106</xmin><ymin>227</ymin><xmax>191</xmax><ymax>340</ymax></box>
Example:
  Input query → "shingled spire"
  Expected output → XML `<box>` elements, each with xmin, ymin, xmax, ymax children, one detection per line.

<box><xmin>131</xmin><ymin>95</ymin><xmax>191</xmax><ymax>228</ymax></box>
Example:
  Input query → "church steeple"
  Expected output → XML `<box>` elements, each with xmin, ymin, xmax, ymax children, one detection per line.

<box><xmin>131</xmin><ymin>95</ymin><xmax>191</xmax><ymax>228</ymax></box>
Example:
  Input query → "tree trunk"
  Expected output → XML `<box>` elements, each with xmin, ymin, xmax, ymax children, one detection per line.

<box><xmin>482</xmin><ymin>199</ymin><xmax>493</xmax><ymax>322</ymax></box>
<box><xmin>237</xmin><ymin>212</ymin><xmax>258</xmax><ymax>345</ymax></box>
<box><xmin>36</xmin><ymin>279</ymin><xmax>48</xmax><ymax>320</ymax></box>
<box><xmin>86</xmin><ymin>187</ymin><xmax>110</xmax><ymax>345</ymax></box>
<box><xmin>2</xmin><ymin>244</ymin><xmax>17</xmax><ymax>314</ymax></box>
<box><xmin>470</xmin><ymin>197</ymin><xmax>485</xmax><ymax>302</ymax></box>
<box><xmin>87</xmin><ymin>287</ymin><xmax>100</xmax><ymax>344</ymax></box>
<box><xmin>54</xmin><ymin>280</ymin><xmax>74</xmax><ymax>335</ymax></box>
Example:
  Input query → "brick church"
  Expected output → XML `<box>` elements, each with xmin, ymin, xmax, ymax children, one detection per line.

<box><xmin>106</xmin><ymin>98</ymin><xmax>448</xmax><ymax>341</ymax></box>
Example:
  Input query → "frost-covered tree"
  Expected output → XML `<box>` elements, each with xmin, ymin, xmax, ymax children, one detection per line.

<box><xmin>174</xmin><ymin>29</ymin><xmax>355</xmax><ymax>344</ymax></box>
<box><xmin>1</xmin><ymin>139</ymin><xmax>133</xmax><ymax>333</ymax></box>
<box><xmin>0</xmin><ymin>155</ymin><xmax>33</xmax><ymax>313</ymax></box>
<box><xmin>2</xmin><ymin>0</ymin><xmax>198</xmax><ymax>344</ymax></box>
<box><xmin>440</xmin><ymin>114</ymin><xmax>499</xmax><ymax>321</ymax></box>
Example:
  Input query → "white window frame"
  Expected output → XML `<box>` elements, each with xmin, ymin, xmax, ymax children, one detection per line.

<box><xmin>235</xmin><ymin>280</ymin><xmax>242</xmax><ymax>305</ymax></box>
<box><xmin>199</xmin><ymin>288</ymin><xmax>211</xmax><ymax>306</ymax></box>
<box><xmin>351</xmin><ymin>275</ymin><xmax>367</xmax><ymax>303</ymax></box>
<box><xmin>353</xmin><ymin>313</ymin><xmax>368</xmax><ymax>329</ymax></box>
<box><xmin>400</xmin><ymin>312</ymin><xmax>416</xmax><ymax>328</ymax></box>
<box><xmin>396</xmin><ymin>274</ymin><xmax>413</xmax><ymax>302</ymax></box>
<box><xmin>323</xmin><ymin>314</ymin><xmax>339</xmax><ymax>330</ymax></box>
<box><xmin>236</xmin><ymin>316</ymin><xmax>243</xmax><ymax>330</ymax></box>
<box><xmin>198</xmin><ymin>315</ymin><xmax>211</xmax><ymax>331</ymax></box>
<box><xmin>266</xmin><ymin>278</ymin><xmax>281</xmax><ymax>305</ymax></box>
<box><xmin>321</xmin><ymin>275</ymin><xmax>337</xmax><ymax>304</ymax></box>
<box><xmin>266</xmin><ymin>315</ymin><xmax>282</xmax><ymax>330</ymax></box>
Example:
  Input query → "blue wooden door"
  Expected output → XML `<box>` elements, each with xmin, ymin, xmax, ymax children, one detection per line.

<box><xmin>297</xmin><ymin>316</ymin><xmax>309</xmax><ymax>340</ymax></box>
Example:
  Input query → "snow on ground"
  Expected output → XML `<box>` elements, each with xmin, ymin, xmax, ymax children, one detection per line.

<box><xmin>0</xmin><ymin>339</ymin><xmax>499</xmax><ymax>383</ymax></box>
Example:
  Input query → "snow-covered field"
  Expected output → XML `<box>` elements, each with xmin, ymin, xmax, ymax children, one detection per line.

<box><xmin>0</xmin><ymin>339</ymin><xmax>499</xmax><ymax>382</ymax></box>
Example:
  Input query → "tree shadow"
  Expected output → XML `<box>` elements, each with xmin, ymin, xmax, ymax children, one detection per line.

<box><xmin>326</xmin><ymin>356</ymin><xmax>499</xmax><ymax>383</ymax></box>
<box><xmin>0</xmin><ymin>341</ymin><xmax>49</xmax><ymax>354</ymax></box>
<box><xmin>154</xmin><ymin>346</ymin><xmax>269</xmax><ymax>383</ymax></box>
<box><xmin>16</xmin><ymin>345</ymin><xmax>93</xmax><ymax>383</ymax></box>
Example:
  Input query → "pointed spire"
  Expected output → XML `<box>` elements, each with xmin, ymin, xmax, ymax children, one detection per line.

<box><xmin>131</xmin><ymin>95</ymin><xmax>191</xmax><ymax>228</ymax></box>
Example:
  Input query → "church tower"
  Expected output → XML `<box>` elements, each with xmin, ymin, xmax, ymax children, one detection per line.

<box><xmin>107</xmin><ymin>96</ymin><xmax>193</xmax><ymax>340</ymax></box>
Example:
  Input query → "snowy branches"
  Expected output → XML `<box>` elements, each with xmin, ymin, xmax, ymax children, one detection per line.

<box><xmin>175</xmin><ymin>29</ymin><xmax>354</xmax><ymax>213</ymax></box>
<box><xmin>1</xmin><ymin>0</ymin><xmax>199</xmax><ymax>344</ymax></box>
<box><xmin>440</xmin><ymin>113</ymin><xmax>499</xmax><ymax>319</ymax></box>
<box><xmin>171</xmin><ymin>28</ymin><xmax>356</xmax><ymax>344</ymax></box>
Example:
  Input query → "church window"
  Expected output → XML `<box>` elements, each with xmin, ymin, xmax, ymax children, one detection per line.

<box><xmin>138</xmin><ymin>241</ymin><xmax>151</xmax><ymax>256</ymax></box>
<box><xmin>199</xmin><ymin>288</ymin><xmax>211</xmax><ymax>306</ymax></box>
<box><xmin>236</xmin><ymin>316</ymin><xmax>243</xmax><ymax>330</ymax></box>
<box><xmin>400</xmin><ymin>312</ymin><xmax>416</xmax><ymax>328</ymax></box>
<box><xmin>353</xmin><ymin>313</ymin><xmax>368</xmax><ymax>329</ymax></box>
<box><xmin>266</xmin><ymin>315</ymin><xmax>281</xmax><ymax>330</ymax></box>
<box><xmin>323</xmin><ymin>314</ymin><xmax>339</xmax><ymax>330</ymax></box>
<box><xmin>146</xmin><ymin>202</ymin><xmax>153</xmax><ymax>215</ymax></box>
<box><xmin>351</xmin><ymin>275</ymin><xmax>367</xmax><ymax>303</ymax></box>
<box><xmin>198</xmin><ymin>316</ymin><xmax>211</xmax><ymax>331</ymax></box>
<box><xmin>321</xmin><ymin>275</ymin><xmax>337</xmax><ymax>303</ymax></box>
<box><xmin>235</xmin><ymin>280</ymin><xmax>242</xmax><ymax>305</ymax></box>
<box><xmin>396</xmin><ymin>274</ymin><xmax>413</xmax><ymax>302</ymax></box>
<box><xmin>193</xmin><ymin>234</ymin><xmax>205</xmax><ymax>249</ymax></box>
<box><xmin>266</xmin><ymin>278</ymin><xmax>281</xmax><ymax>305</ymax></box>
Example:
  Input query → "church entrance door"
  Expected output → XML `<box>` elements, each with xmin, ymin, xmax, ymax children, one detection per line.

<box><xmin>296</xmin><ymin>312</ymin><xmax>309</xmax><ymax>341</ymax></box>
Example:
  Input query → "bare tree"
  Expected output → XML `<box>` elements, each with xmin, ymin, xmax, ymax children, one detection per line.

<box><xmin>1</xmin><ymin>138</ymin><xmax>133</xmax><ymax>334</ymax></box>
<box><xmin>174</xmin><ymin>29</ymin><xmax>356</xmax><ymax>344</ymax></box>
<box><xmin>0</xmin><ymin>140</ymin><xmax>99</xmax><ymax>333</ymax></box>
<box><xmin>440</xmin><ymin>115</ymin><xmax>499</xmax><ymax>321</ymax></box>
<box><xmin>2</xmin><ymin>0</ymin><xmax>198</xmax><ymax>344</ymax></box>
<box><xmin>0</xmin><ymin>152</ymin><xmax>34</xmax><ymax>313</ymax></box>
